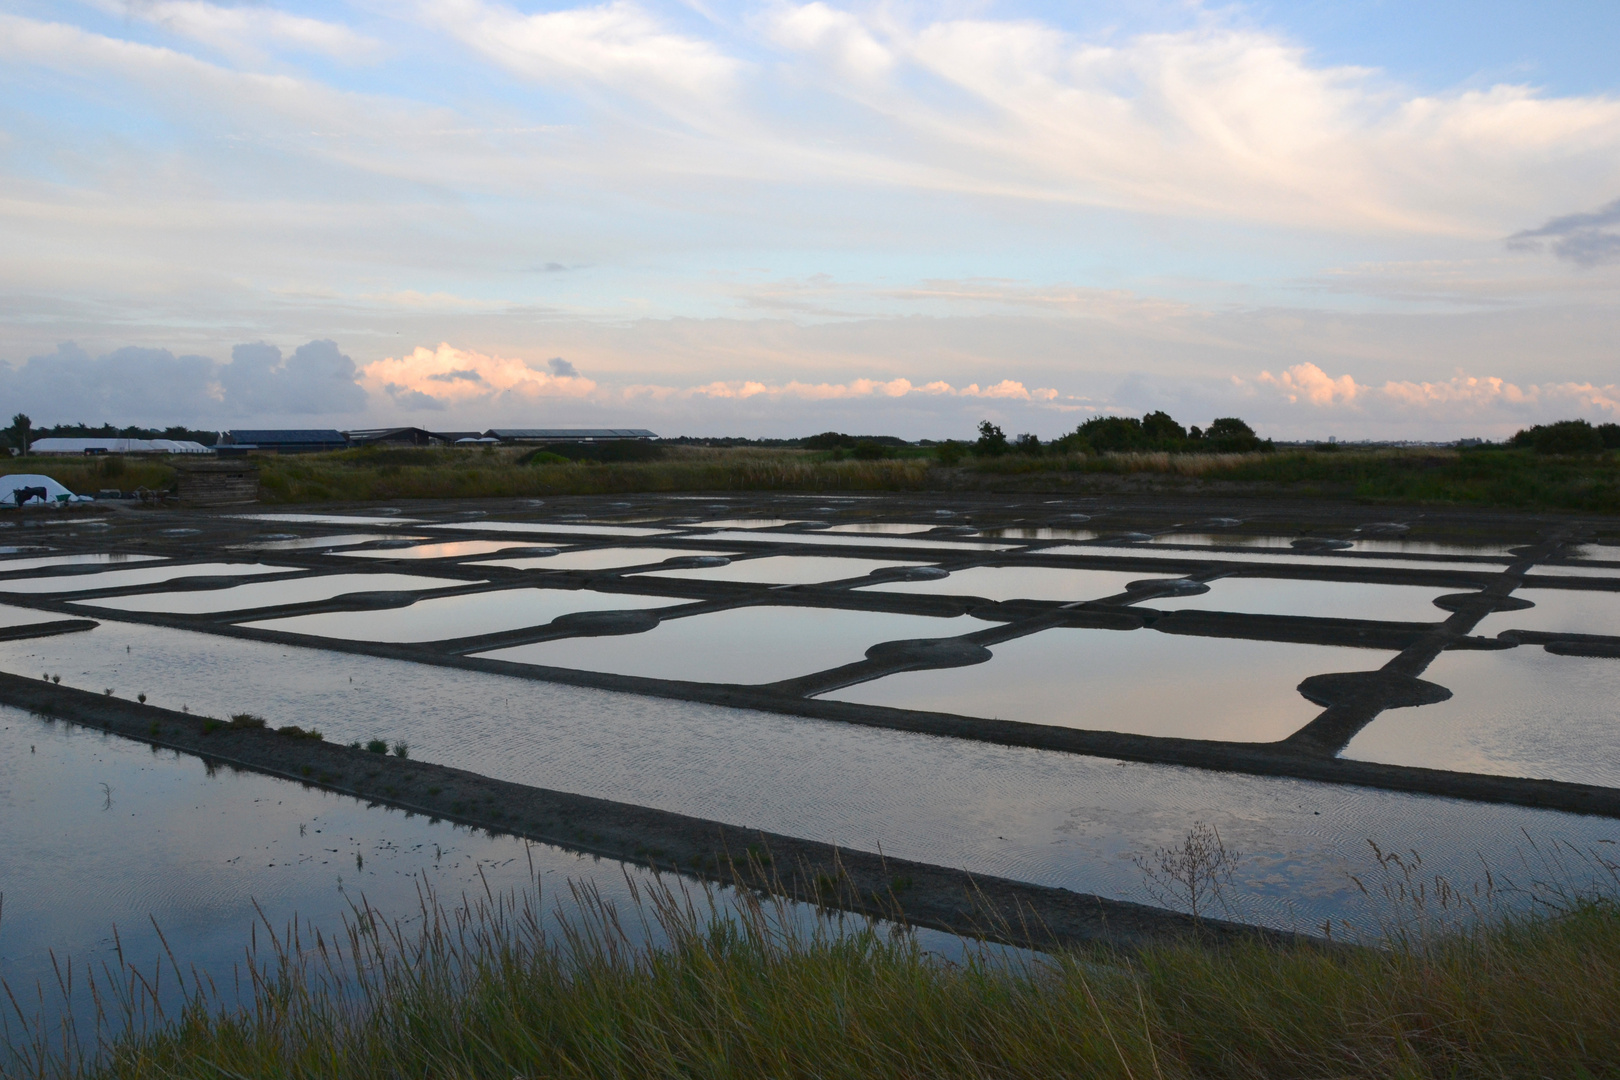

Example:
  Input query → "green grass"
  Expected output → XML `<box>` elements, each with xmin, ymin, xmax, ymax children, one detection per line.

<box><xmin>5</xmin><ymin>445</ymin><xmax>1620</xmax><ymax>515</ymax></box>
<box><xmin>11</xmin><ymin>855</ymin><xmax>1620</xmax><ymax>1080</ymax></box>
<box><xmin>967</xmin><ymin>446</ymin><xmax>1620</xmax><ymax>514</ymax></box>
<box><xmin>0</xmin><ymin>455</ymin><xmax>175</xmax><ymax>494</ymax></box>
<box><xmin>254</xmin><ymin>446</ymin><xmax>931</xmax><ymax>502</ymax></box>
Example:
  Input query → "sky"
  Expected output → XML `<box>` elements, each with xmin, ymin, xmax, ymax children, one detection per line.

<box><xmin>1</xmin><ymin>0</ymin><xmax>1617</xmax><ymax>440</ymax></box>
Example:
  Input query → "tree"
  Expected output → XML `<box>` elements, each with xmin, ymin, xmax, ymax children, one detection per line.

<box><xmin>1013</xmin><ymin>433</ymin><xmax>1042</xmax><ymax>455</ymax></box>
<box><xmin>1140</xmin><ymin>410</ymin><xmax>1187</xmax><ymax>444</ymax></box>
<box><xmin>975</xmin><ymin>421</ymin><xmax>1009</xmax><ymax>456</ymax></box>
<box><xmin>1512</xmin><ymin>420</ymin><xmax>1605</xmax><ymax>454</ymax></box>
<box><xmin>7</xmin><ymin>413</ymin><xmax>31</xmax><ymax>455</ymax></box>
<box><xmin>1074</xmin><ymin>415</ymin><xmax>1144</xmax><ymax>452</ymax></box>
<box><xmin>1205</xmin><ymin>417</ymin><xmax>1260</xmax><ymax>452</ymax></box>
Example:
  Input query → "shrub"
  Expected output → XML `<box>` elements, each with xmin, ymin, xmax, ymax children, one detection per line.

<box><xmin>366</xmin><ymin>738</ymin><xmax>389</xmax><ymax>754</ymax></box>
<box><xmin>1204</xmin><ymin>416</ymin><xmax>1261</xmax><ymax>452</ymax></box>
<box><xmin>851</xmin><ymin>441</ymin><xmax>890</xmax><ymax>460</ymax></box>
<box><xmin>228</xmin><ymin>713</ymin><xmax>267</xmax><ymax>729</ymax></box>
<box><xmin>1013</xmin><ymin>433</ymin><xmax>1042</xmax><ymax>455</ymax></box>
<box><xmin>1514</xmin><ymin>419</ymin><xmax>1606</xmax><ymax>455</ymax></box>
<box><xmin>277</xmin><ymin>725</ymin><xmax>324</xmax><ymax>741</ymax></box>
<box><xmin>974</xmin><ymin>421</ymin><xmax>1009</xmax><ymax>456</ymax></box>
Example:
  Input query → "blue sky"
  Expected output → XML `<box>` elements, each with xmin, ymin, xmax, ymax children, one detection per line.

<box><xmin>1</xmin><ymin>0</ymin><xmax>1617</xmax><ymax>438</ymax></box>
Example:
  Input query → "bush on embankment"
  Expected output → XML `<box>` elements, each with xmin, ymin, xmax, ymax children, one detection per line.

<box><xmin>8</xmin><ymin>890</ymin><xmax>1614</xmax><ymax>1080</ymax></box>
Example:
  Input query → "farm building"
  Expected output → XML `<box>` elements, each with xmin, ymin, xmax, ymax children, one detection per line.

<box><xmin>219</xmin><ymin>430</ymin><xmax>348</xmax><ymax>454</ymax></box>
<box><xmin>483</xmin><ymin>428</ymin><xmax>658</xmax><ymax>444</ymax></box>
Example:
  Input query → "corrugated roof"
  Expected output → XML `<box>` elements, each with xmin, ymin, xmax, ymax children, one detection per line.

<box><xmin>483</xmin><ymin>428</ymin><xmax>658</xmax><ymax>439</ymax></box>
<box><xmin>224</xmin><ymin>430</ymin><xmax>347</xmax><ymax>445</ymax></box>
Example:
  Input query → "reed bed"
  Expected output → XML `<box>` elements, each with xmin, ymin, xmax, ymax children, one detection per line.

<box><xmin>8</xmin><ymin>838</ymin><xmax>1620</xmax><ymax>1080</ymax></box>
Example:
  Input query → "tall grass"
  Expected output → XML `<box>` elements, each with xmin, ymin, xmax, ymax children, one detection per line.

<box><xmin>969</xmin><ymin>446</ymin><xmax>1620</xmax><ymax>512</ymax></box>
<box><xmin>256</xmin><ymin>446</ymin><xmax>931</xmax><ymax>503</ymax></box>
<box><xmin>9</xmin><ymin>839</ymin><xmax>1620</xmax><ymax>1079</ymax></box>
<box><xmin>3</xmin><ymin>445</ymin><xmax>1618</xmax><ymax>514</ymax></box>
<box><xmin>0</xmin><ymin>456</ymin><xmax>175</xmax><ymax>494</ymax></box>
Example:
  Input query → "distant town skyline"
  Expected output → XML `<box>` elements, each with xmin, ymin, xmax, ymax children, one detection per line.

<box><xmin>3</xmin><ymin>1</ymin><xmax>1617</xmax><ymax>440</ymax></box>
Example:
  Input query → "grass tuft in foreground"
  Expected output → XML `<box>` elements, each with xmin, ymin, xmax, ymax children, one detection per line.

<box><xmin>8</xmin><ymin>853</ymin><xmax>1620</xmax><ymax>1080</ymax></box>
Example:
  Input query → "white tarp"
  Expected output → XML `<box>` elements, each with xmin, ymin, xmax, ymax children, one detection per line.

<box><xmin>0</xmin><ymin>474</ymin><xmax>87</xmax><ymax>505</ymax></box>
<box><xmin>27</xmin><ymin>438</ymin><xmax>212</xmax><ymax>455</ymax></box>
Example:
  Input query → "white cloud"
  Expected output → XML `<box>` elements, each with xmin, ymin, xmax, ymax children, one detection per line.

<box><xmin>0</xmin><ymin>339</ymin><xmax>366</xmax><ymax>424</ymax></box>
<box><xmin>360</xmin><ymin>343</ymin><xmax>598</xmax><ymax>408</ymax></box>
<box><xmin>1236</xmin><ymin>364</ymin><xmax>1620</xmax><ymax>428</ymax></box>
<box><xmin>620</xmin><ymin>374</ymin><xmax>1051</xmax><ymax>403</ymax></box>
<box><xmin>424</xmin><ymin>0</ymin><xmax>741</xmax><ymax>108</ymax></box>
<box><xmin>1256</xmin><ymin>363</ymin><xmax>1361</xmax><ymax>406</ymax></box>
<box><xmin>763</xmin><ymin>2</ymin><xmax>894</xmax><ymax>81</ymax></box>
<box><xmin>97</xmin><ymin>1</ymin><xmax>381</xmax><ymax>63</ymax></box>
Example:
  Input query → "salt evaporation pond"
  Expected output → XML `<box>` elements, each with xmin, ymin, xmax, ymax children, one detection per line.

<box><xmin>0</xmin><ymin>707</ymin><xmax>927</xmax><ymax>1044</ymax></box>
<box><xmin>241</xmin><ymin>587</ymin><xmax>679</xmax><ymax>643</ymax></box>
<box><xmin>74</xmin><ymin>573</ymin><xmax>465</xmax><ymax>615</ymax></box>
<box><xmin>634</xmin><ymin>554</ymin><xmax>908</xmax><ymax>586</ymax></box>
<box><xmin>821</xmin><ymin>626</ymin><xmax>1377</xmax><ymax>741</ymax></box>
<box><xmin>478</xmin><ymin>546</ymin><xmax>736</xmax><ymax>572</ymax></box>
<box><xmin>0</xmin><ymin>621</ymin><xmax>1614</xmax><ymax>938</ymax></box>
<box><xmin>479</xmin><ymin>606</ymin><xmax>993</xmax><ymax>684</ymax></box>
<box><xmin>1343</xmin><ymin>646</ymin><xmax>1620</xmax><ymax>787</ymax></box>
<box><xmin>0</xmin><ymin>563</ymin><xmax>296</xmax><ymax>594</ymax></box>
<box><xmin>858</xmin><ymin>565</ymin><xmax>1149</xmax><ymax>603</ymax></box>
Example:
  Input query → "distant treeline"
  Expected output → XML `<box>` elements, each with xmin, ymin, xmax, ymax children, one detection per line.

<box><xmin>6</xmin><ymin>412</ymin><xmax>1619</xmax><ymax>459</ymax></box>
<box><xmin>4</xmin><ymin>415</ymin><xmax>220</xmax><ymax>449</ymax></box>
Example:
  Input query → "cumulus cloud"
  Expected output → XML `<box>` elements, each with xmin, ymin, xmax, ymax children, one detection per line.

<box><xmin>218</xmin><ymin>340</ymin><xmax>368</xmax><ymax>415</ymax></box>
<box><xmin>361</xmin><ymin>344</ymin><xmax>597</xmax><ymax>408</ymax></box>
<box><xmin>0</xmin><ymin>339</ymin><xmax>368</xmax><ymax>424</ymax></box>
<box><xmin>1256</xmin><ymin>364</ymin><xmax>1362</xmax><ymax>406</ymax></box>
<box><xmin>1508</xmin><ymin>198</ymin><xmax>1620</xmax><ymax>266</ymax></box>
<box><xmin>1236</xmin><ymin>364</ymin><xmax>1620</xmax><ymax>426</ymax></box>
<box><xmin>0</xmin><ymin>342</ymin><xmax>221</xmax><ymax>423</ymax></box>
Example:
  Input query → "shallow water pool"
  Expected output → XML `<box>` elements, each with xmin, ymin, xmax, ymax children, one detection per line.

<box><xmin>0</xmin><ymin>623</ymin><xmax>1613</xmax><ymax>938</ymax></box>
<box><xmin>478</xmin><ymin>606</ymin><xmax>993</xmax><ymax>684</ymax></box>
<box><xmin>857</xmin><ymin>565</ymin><xmax>1148</xmax><ymax>604</ymax></box>
<box><xmin>241</xmin><ymin>586</ymin><xmax>679</xmax><ymax>643</ymax></box>
<box><xmin>1342</xmin><ymin>646</ymin><xmax>1620</xmax><ymax>787</ymax></box>
<box><xmin>475</xmin><ymin>546</ymin><xmax>739</xmax><ymax>572</ymax></box>
<box><xmin>0</xmin><ymin>553</ymin><xmax>165</xmax><ymax>573</ymax></box>
<box><xmin>821</xmin><ymin>625</ymin><xmax>1367</xmax><ymax>742</ymax></box>
<box><xmin>1476</xmin><ymin>588</ymin><xmax>1620</xmax><ymax>639</ymax></box>
<box><xmin>338</xmin><ymin>539</ymin><xmax>545</xmax><ymax>560</ymax></box>
<box><xmin>0</xmin><ymin>562</ymin><xmax>297</xmax><ymax>594</ymax></box>
<box><xmin>633</xmin><ymin>554</ymin><xmax>910</xmax><ymax>586</ymax></box>
<box><xmin>74</xmin><ymin>573</ymin><xmax>465</xmax><ymax>615</ymax></box>
<box><xmin>1148</xmin><ymin>577</ymin><xmax>1452</xmax><ymax>623</ymax></box>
